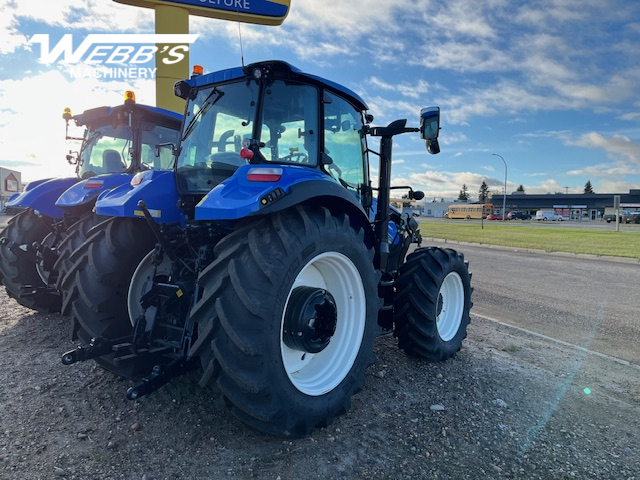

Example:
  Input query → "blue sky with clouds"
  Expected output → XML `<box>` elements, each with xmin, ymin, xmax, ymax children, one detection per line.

<box><xmin>1</xmin><ymin>0</ymin><xmax>639</xmax><ymax>200</ymax></box>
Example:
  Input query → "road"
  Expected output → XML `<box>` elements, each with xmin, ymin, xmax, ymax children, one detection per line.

<box><xmin>423</xmin><ymin>238</ymin><xmax>640</xmax><ymax>365</ymax></box>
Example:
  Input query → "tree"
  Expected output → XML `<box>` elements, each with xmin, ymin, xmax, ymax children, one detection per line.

<box><xmin>458</xmin><ymin>184</ymin><xmax>470</xmax><ymax>201</ymax></box>
<box><xmin>478</xmin><ymin>181</ymin><xmax>489</xmax><ymax>203</ymax></box>
<box><xmin>584</xmin><ymin>180</ymin><xmax>594</xmax><ymax>194</ymax></box>
<box><xmin>516</xmin><ymin>184</ymin><xmax>525</xmax><ymax>193</ymax></box>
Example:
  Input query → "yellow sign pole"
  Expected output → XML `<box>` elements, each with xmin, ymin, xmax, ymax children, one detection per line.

<box><xmin>155</xmin><ymin>4</ymin><xmax>189</xmax><ymax>113</ymax></box>
<box><xmin>114</xmin><ymin>0</ymin><xmax>290</xmax><ymax>111</ymax></box>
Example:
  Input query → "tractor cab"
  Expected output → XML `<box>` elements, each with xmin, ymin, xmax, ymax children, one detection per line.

<box><xmin>64</xmin><ymin>92</ymin><xmax>182</xmax><ymax>180</ymax></box>
<box><xmin>173</xmin><ymin>61</ymin><xmax>372</xmax><ymax>212</ymax></box>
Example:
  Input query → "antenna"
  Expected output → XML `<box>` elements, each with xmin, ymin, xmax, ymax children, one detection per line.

<box><xmin>236</xmin><ymin>9</ymin><xmax>245</xmax><ymax>68</ymax></box>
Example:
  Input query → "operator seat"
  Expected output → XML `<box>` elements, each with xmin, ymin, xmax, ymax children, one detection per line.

<box><xmin>103</xmin><ymin>149</ymin><xmax>125</xmax><ymax>173</ymax></box>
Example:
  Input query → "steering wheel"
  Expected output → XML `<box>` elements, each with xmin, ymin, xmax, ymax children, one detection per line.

<box><xmin>282</xmin><ymin>152</ymin><xmax>308</xmax><ymax>163</ymax></box>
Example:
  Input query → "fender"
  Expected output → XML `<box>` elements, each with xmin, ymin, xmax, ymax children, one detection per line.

<box><xmin>94</xmin><ymin>170</ymin><xmax>184</xmax><ymax>224</ymax></box>
<box><xmin>56</xmin><ymin>173</ymin><xmax>134</xmax><ymax>210</ymax></box>
<box><xmin>195</xmin><ymin>164</ymin><xmax>368</xmax><ymax>223</ymax></box>
<box><xmin>6</xmin><ymin>177</ymin><xmax>78</xmax><ymax>219</ymax></box>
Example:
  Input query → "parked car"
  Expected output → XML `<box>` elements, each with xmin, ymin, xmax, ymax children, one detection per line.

<box><xmin>508</xmin><ymin>211</ymin><xmax>532</xmax><ymax>220</ymax></box>
<box><xmin>486</xmin><ymin>214</ymin><xmax>507</xmax><ymax>220</ymax></box>
<box><xmin>536</xmin><ymin>210</ymin><xmax>564</xmax><ymax>221</ymax></box>
<box><xmin>622</xmin><ymin>211</ymin><xmax>640</xmax><ymax>224</ymax></box>
<box><xmin>603</xmin><ymin>210</ymin><xmax>634</xmax><ymax>223</ymax></box>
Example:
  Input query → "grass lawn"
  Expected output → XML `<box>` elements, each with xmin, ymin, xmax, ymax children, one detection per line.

<box><xmin>419</xmin><ymin>221</ymin><xmax>640</xmax><ymax>259</ymax></box>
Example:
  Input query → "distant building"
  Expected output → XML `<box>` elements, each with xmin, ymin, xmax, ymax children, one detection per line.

<box><xmin>1</xmin><ymin>167</ymin><xmax>23</xmax><ymax>211</ymax></box>
<box><xmin>490</xmin><ymin>189</ymin><xmax>640</xmax><ymax>220</ymax></box>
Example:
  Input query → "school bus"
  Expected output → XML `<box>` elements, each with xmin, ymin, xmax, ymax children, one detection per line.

<box><xmin>445</xmin><ymin>203</ymin><xmax>493</xmax><ymax>219</ymax></box>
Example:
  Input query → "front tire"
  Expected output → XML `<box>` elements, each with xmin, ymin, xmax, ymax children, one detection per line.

<box><xmin>189</xmin><ymin>206</ymin><xmax>380</xmax><ymax>437</ymax></box>
<box><xmin>0</xmin><ymin>209</ymin><xmax>61</xmax><ymax>312</ymax></box>
<box><xmin>393</xmin><ymin>247</ymin><xmax>472</xmax><ymax>361</ymax></box>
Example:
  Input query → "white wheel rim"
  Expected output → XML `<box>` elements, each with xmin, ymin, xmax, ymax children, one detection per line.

<box><xmin>280</xmin><ymin>252</ymin><xmax>366</xmax><ymax>396</ymax></box>
<box><xmin>127</xmin><ymin>250</ymin><xmax>173</xmax><ymax>329</ymax></box>
<box><xmin>436</xmin><ymin>271</ymin><xmax>464</xmax><ymax>341</ymax></box>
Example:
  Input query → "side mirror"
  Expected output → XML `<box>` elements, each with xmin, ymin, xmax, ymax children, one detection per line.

<box><xmin>155</xmin><ymin>142</ymin><xmax>176</xmax><ymax>157</ymax></box>
<box><xmin>410</xmin><ymin>190</ymin><xmax>425</xmax><ymax>201</ymax></box>
<box><xmin>66</xmin><ymin>151</ymin><xmax>79</xmax><ymax>165</ymax></box>
<box><xmin>420</xmin><ymin>106</ymin><xmax>440</xmax><ymax>155</ymax></box>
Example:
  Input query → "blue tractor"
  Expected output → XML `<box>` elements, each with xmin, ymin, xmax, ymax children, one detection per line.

<box><xmin>61</xmin><ymin>61</ymin><xmax>472</xmax><ymax>436</ymax></box>
<box><xmin>0</xmin><ymin>94</ymin><xmax>181</xmax><ymax>312</ymax></box>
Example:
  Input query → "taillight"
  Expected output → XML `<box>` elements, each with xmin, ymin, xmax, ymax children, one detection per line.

<box><xmin>85</xmin><ymin>179</ymin><xmax>104</xmax><ymax>188</ymax></box>
<box><xmin>247</xmin><ymin>167</ymin><xmax>283</xmax><ymax>182</ymax></box>
<box><xmin>131</xmin><ymin>173</ymin><xmax>145</xmax><ymax>186</ymax></box>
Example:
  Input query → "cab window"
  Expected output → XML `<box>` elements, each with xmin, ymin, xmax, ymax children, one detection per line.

<box><xmin>323</xmin><ymin>91</ymin><xmax>367</xmax><ymax>193</ymax></box>
<box><xmin>259</xmin><ymin>81</ymin><xmax>318</xmax><ymax>165</ymax></box>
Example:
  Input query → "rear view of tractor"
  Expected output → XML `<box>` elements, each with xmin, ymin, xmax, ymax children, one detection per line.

<box><xmin>0</xmin><ymin>94</ymin><xmax>181</xmax><ymax>312</ymax></box>
<box><xmin>61</xmin><ymin>61</ymin><xmax>472</xmax><ymax>437</ymax></box>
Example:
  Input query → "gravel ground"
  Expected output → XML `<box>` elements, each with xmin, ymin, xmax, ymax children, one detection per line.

<box><xmin>1</xmin><ymin>283</ymin><xmax>639</xmax><ymax>480</ymax></box>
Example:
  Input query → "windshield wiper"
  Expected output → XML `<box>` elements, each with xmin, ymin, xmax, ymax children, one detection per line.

<box><xmin>181</xmin><ymin>88</ymin><xmax>225</xmax><ymax>141</ymax></box>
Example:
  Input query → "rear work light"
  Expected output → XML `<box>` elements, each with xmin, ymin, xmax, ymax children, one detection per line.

<box><xmin>247</xmin><ymin>167</ymin><xmax>283</xmax><ymax>182</ymax></box>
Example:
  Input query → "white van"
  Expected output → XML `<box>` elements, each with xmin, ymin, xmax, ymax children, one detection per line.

<box><xmin>536</xmin><ymin>210</ymin><xmax>564</xmax><ymax>221</ymax></box>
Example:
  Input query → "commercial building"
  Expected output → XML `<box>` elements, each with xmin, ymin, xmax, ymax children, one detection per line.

<box><xmin>490</xmin><ymin>189</ymin><xmax>640</xmax><ymax>221</ymax></box>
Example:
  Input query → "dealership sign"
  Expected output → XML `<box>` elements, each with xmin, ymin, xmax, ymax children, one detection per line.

<box><xmin>114</xmin><ymin>0</ymin><xmax>291</xmax><ymax>25</ymax></box>
<box><xmin>30</xmin><ymin>34</ymin><xmax>199</xmax><ymax>79</ymax></box>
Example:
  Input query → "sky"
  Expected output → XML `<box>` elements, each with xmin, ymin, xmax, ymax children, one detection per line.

<box><xmin>1</xmin><ymin>0</ymin><xmax>639</xmax><ymax>201</ymax></box>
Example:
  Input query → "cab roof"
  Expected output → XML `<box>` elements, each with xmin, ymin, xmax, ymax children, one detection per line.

<box><xmin>184</xmin><ymin>60</ymin><xmax>369</xmax><ymax>112</ymax></box>
<box><xmin>74</xmin><ymin>103</ymin><xmax>182</xmax><ymax>129</ymax></box>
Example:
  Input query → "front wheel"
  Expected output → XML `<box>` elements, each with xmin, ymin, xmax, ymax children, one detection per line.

<box><xmin>393</xmin><ymin>247</ymin><xmax>472</xmax><ymax>361</ymax></box>
<box><xmin>189</xmin><ymin>205</ymin><xmax>380</xmax><ymax>437</ymax></box>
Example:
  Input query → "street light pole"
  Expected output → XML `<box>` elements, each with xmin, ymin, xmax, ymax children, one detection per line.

<box><xmin>492</xmin><ymin>153</ymin><xmax>507</xmax><ymax>221</ymax></box>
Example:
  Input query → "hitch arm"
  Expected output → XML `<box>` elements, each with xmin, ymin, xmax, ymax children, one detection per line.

<box><xmin>126</xmin><ymin>356</ymin><xmax>199</xmax><ymax>400</ymax></box>
<box><xmin>61</xmin><ymin>337</ymin><xmax>115</xmax><ymax>365</ymax></box>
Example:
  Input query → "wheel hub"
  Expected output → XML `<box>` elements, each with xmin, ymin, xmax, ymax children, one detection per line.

<box><xmin>283</xmin><ymin>286</ymin><xmax>337</xmax><ymax>354</ymax></box>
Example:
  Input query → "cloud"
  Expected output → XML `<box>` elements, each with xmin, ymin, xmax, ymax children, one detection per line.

<box><xmin>568</xmin><ymin>132</ymin><xmax>640</xmax><ymax>165</ymax></box>
<box><xmin>619</xmin><ymin>112</ymin><xmax>640</xmax><ymax>121</ymax></box>
<box><xmin>566</xmin><ymin>163</ymin><xmax>634</xmax><ymax>178</ymax></box>
<box><xmin>4</xmin><ymin>1</ymin><xmax>154</xmax><ymax>35</ymax></box>
<box><xmin>0</xmin><ymin>68</ymin><xmax>155</xmax><ymax>182</ymax></box>
<box><xmin>0</xmin><ymin>4</ymin><xmax>30</xmax><ymax>55</ymax></box>
<box><xmin>368</xmin><ymin>77</ymin><xmax>431</xmax><ymax>100</ymax></box>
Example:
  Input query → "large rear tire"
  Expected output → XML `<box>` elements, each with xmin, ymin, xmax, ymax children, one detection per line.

<box><xmin>0</xmin><ymin>209</ymin><xmax>61</xmax><ymax>312</ymax></box>
<box><xmin>54</xmin><ymin>212</ymin><xmax>103</xmax><ymax>291</ymax></box>
<box><xmin>189</xmin><ymin>206</ymin><xmax>380</xmax><ymax>437</ymax></box>
<box><xmin>59</xmin><ymin>217</ymin><xmax>157</xmax><ymax>378</ymax></box>
<box><xmin>393</xmin><ymin>247</ymin><xmax>472</xmax><ymax>361</ymax></box>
